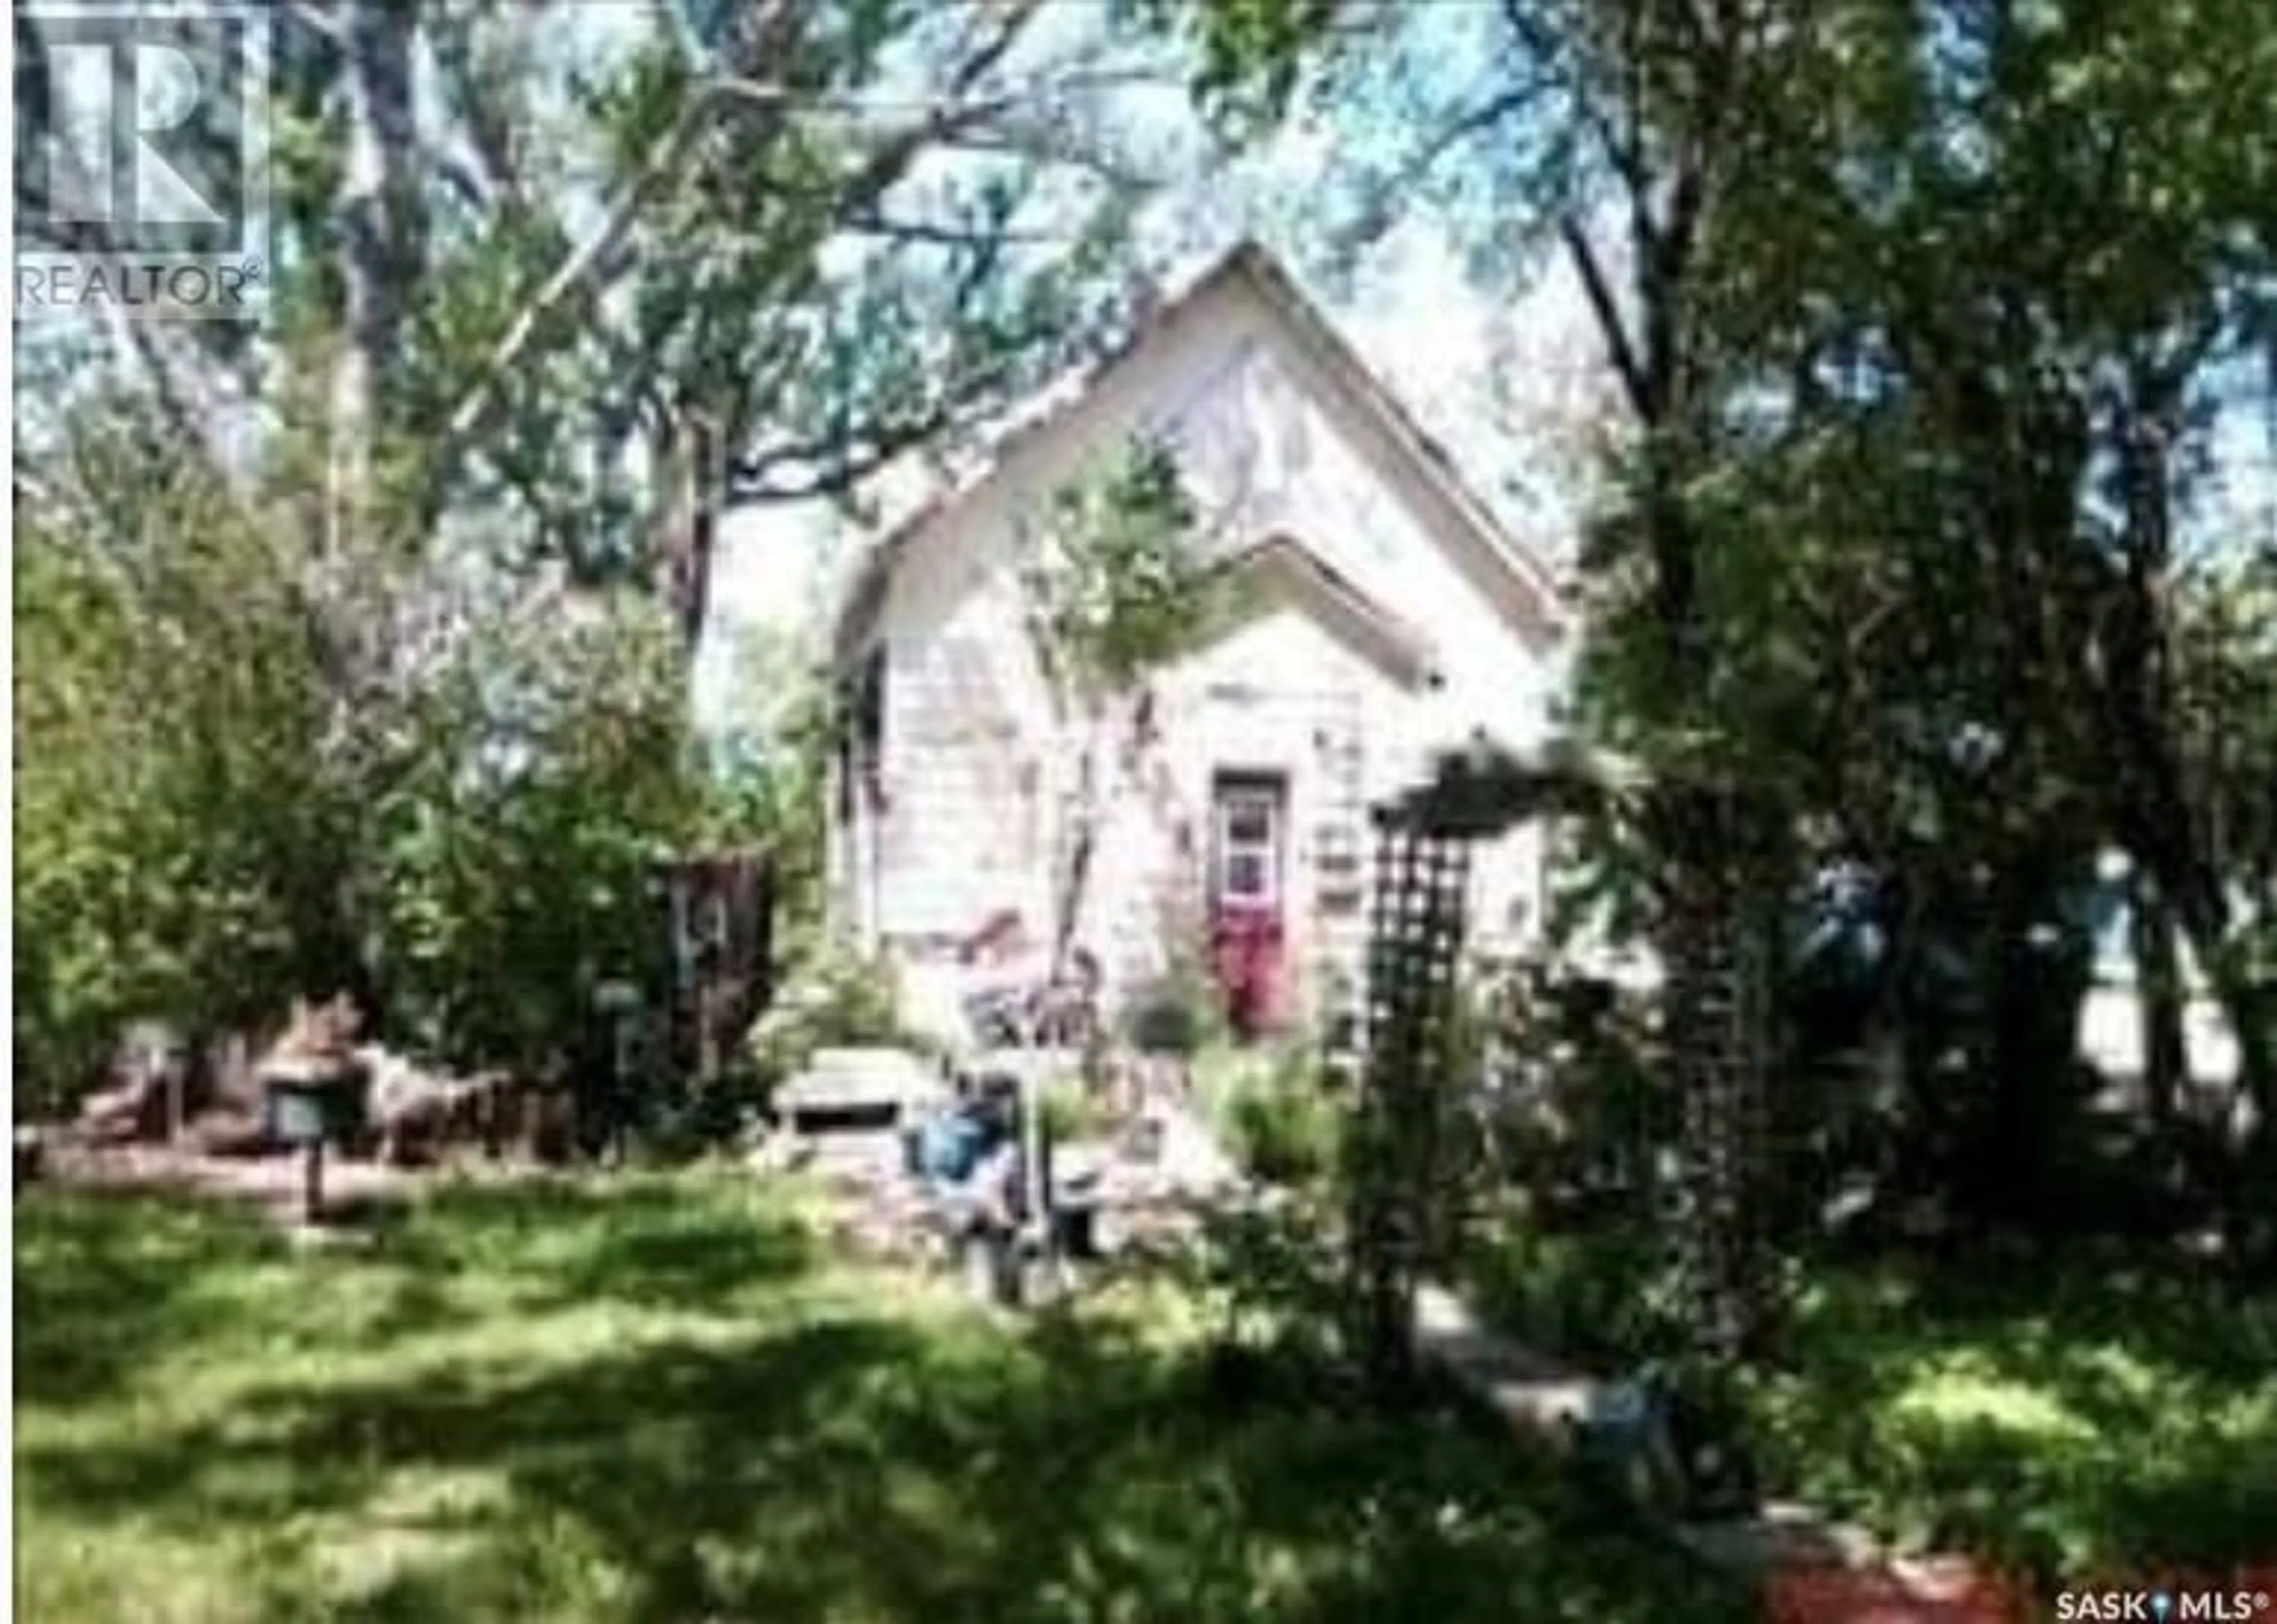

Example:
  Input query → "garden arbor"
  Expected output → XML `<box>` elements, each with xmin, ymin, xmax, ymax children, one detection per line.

<box><xmin>1341</xmin><ymin>733</ymin><xmax>1781</xmax><ymax>1394</ymax></box>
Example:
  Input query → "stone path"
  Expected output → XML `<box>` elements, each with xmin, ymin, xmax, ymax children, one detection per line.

<box><xmin>1409</xmin><ymin>1283</ymin><xmax>2023</xmax><ymax>1623</ymax></box>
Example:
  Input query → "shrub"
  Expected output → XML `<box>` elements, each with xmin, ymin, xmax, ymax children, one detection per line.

<box><xmin>371</xmin><ymin>591</ymin><xmax>698</xmax><ymax>1076</ymax></box>
<box><xmin>745</xmin><ymin>943</ymin><xmax>919</xmax><ymax>1095</ymax></box>
<box><xmin>1468</xmin><ymin>1221</ymin><xmax>1688</xmax><ymax>1370</ymax></box>
<box><xmin>1124</xmin><ymin>944</ymin><xmax>1232</xmax><ymax>1057</ymax></box>
<box><xmin>1462</xmin><ymin>962</ymin><xmax>1673</xmax><ymax>1222</ymax></box>
<box><xmin>1197</xmin><ymin>1040</ymin><xmax>1341</xmax><ymax>1187</ymax></box>
<box><xmin>1194</xmin><ymin>1198</ymin><xmax>1348</xmax><ymax>1376</ymax></box>
<box><xmin>12</xmin><ymin>428</ymin><xmax>719</xmax><ymax>1112</ymax></box>
<box><xmin>1036</xmin><ymin>1074</ymin><xmax>1111</xmax><ymax>1144</ymax></box>
<box><xmin>630</xmin><ymin>945</ymin><xmax>919</xmax><ymax>1159</ymax></box>
<box><xmin>14</xmin><ymin>454</ymin><xmax>350</xmax><ymax>1103</ymax></box>
<box><xmin>634</xmin><ymin>1057</ymin><xmax>775</xmax><ymax>1163</ymax></box>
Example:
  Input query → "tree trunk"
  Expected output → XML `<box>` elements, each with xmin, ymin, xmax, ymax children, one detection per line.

<box><xmin>656</xmin><ymin>402</ymin><xmax>723</xmax><ymax>652</ymax></box>
<box><xmin>1051</xmin><ymin>710</ymin><xmax>1105</xmax><ymax>987</ymax></box>
<box><xmin>2103</xmin><ymin>414</ymin><xmax>2275</xmax><ymax>1166</ymax></box>
<box><xmin>1654</xmin><ymin>783</ymin><xmax>1779</xmax><ymax>1357</ymax></box>
<box><xmin>314</xmin><ymin>1</ymin><xmax>424</xmax><ymax>1032</ymax></box>
<box><xmin>2132</xmin><ymin>871</ymin><xmax>2187</xmax><ymax>1127</ymax></box>
<box><xmin>1975</xmin><ymin>856</ymin><xmax>2089</xmax><ymax>1230</ymax></box>
<box><xmin>2206</xmin><ymin>952</ymin><xmax>2277</xmax><ymax>1150</ymax></box>
<box><xmin>1980</xmin><ymin>883</ymin><xmax>2043</xmax><ymax>1226</ymax></box>
<box><xmin>329</xmin><ymin>0</ymin><xmax>422</xmax><ymax>551</ymax></box>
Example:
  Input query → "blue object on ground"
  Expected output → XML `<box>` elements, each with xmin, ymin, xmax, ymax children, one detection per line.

<box><xmin>917</xmin><ymin>1108</ymin><xmax>990</xmax><ymax>1185</ymax></box>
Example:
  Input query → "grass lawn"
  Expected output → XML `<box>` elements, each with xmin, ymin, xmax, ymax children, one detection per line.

<box><xmin>1473</xmin><ymin>1224</ymin><xmax>2277</xmax><ymax>1582</ymax></box>
<box><xmin>15</xmin><ymin>1170</ymin><xmax>1745</xmax><ymax>1623</ymax></box>
<box><xmin>1745</xmin><ymin>1250</ymin><xmax>2277</xmax><ymax>1581</ymax></box>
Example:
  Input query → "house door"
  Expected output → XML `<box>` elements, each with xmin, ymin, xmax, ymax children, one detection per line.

<box><xmin>1210</xmin><ymin>774</ymin><xmax>1288</xmax><ymax>1038</ymax></box>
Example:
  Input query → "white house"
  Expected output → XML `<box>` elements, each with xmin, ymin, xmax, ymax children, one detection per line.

<box><xmin>824</xmin><ymin>241</ymin><xmax>1573</xmax><ymax>1034</ymax></box>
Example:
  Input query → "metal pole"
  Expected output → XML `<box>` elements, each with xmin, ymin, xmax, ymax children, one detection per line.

<box><xmin>1021</xmin><ymin>1060</ymin><xmax>1048</xmax><ymax>1286</ymax></box>
<box><xmin>303</xmin><ymin>1138</ymin><xmax>324</xmax><ymax>1226</ymax></box>
<box><xmin>612</xmin><ymin>1010</ymin><xmax>633</xmax><ymax>1166</ymax></box>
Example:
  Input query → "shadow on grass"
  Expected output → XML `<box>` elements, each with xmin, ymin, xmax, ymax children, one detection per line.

<box><xmin>371</xmin><ymin>1175</ymin><xmax>818</xmax><ymax>1316</ymax></box>
<box><xmin>17</xmin><ymin>1182</ymin><xmax>1743</xmax><ymax>1623</ymax></box>
<box><xmin>14</xmin><ymin>1189</ymin><xmax>283</xmax><ymax>1408</ymax></box>
<box><xmin>27</xmin><ymin>1314</ymin><xmax>1739</xmax><ymax>1622</ymax></box>
<box><xmin>14</xmin><ymin>1174</ymin><xmax>815</xmax><ymax>1409</ymax></box>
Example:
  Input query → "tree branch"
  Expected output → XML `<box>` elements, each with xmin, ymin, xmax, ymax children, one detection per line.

<box><xmin>439</xmin><ymin>2</ymin><xmax>1060</xmax><ymax>453</ymax></box>
<box><xmin>441</xmin><ymin>0</ymin><xmax>805</xmax><ymax>446</ymax></box>
<box><xmin>845</xmin><ymin>211</ymin><xmax>1061</xmax><ymax>250</ymax></box>
<box><xmin>1561</xmin><ymin>216</ymin><xmax>1654</xmax><ymax>421</ymax></box>
<box><xmin>1386</xmin><ymin>81</ymin><xmax>1542</xmax><ymax>205</ymax></box>
<box><xmin>725</xmin><ymin>417</ymin><xmax>955</xmax><ymax>504</ymax></box>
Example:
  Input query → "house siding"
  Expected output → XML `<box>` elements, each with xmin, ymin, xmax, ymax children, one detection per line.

<box><xmin>874</xmin><ymin>573</ymin><xmax>1050</xmax><ymax>945</ymax></box>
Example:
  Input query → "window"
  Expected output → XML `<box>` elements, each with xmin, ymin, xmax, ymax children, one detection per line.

<box><xmin>1212</xmin><ymin>778</ymin><xmax>1284</xmax><ymax>910</ymax></box>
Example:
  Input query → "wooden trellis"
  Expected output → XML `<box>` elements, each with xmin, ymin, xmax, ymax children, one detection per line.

<box><xmin>1342</xmin><ymin>738</ymin><xmax>1783</xmax><ymax>1386</ymax></box>
<box><xmin>1344</xmin><ymin>808</ymin><xmax>1473</xmax><ymax>1395</ymax></box>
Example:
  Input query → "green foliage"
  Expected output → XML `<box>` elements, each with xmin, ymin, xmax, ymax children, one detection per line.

<box><xmin>11</xmin><ymin>403</ymin><xmax>716</xmax><ymax>1104</ymax></box>
<box><xmin>744</xmin><ymin>942</ymin><xmax>917</xmax><ymax>1100</ymax></box>
<box><xmin>1463</xmin><ymin>968</ymin><xmax>1672</xmax><ymax>1223</ymax></box>
<box><xmin>1023</xmin><ymin>436</ymin><xmax>1223</xmax><ymax>966</ymax></box>
<box><xmin>14</xmin><ymin>427</ymin><xmax>351</xmax><ymax>1099</ymax></box>
<box><xmin>1123</xmin><ymin>944</ymin><xmax>1235</xmax><ymax>1055</ymax></box>
<box><xmin>1468</xmin><ymin>1226</ymin><xmax>2277</xmax><ymax>1577</ymax></box>
<box><xmin>1025</xmin><ymin>436</ymin><xmax>1221</xmax><ymax>702</ymax></box>
<box><xmin>633</xmin><ymin>1055</ymin><xmax>773</xmax><ymax>1165</ymax></box>
<box><xmin>1229</xmin><ymin>1079</ymin><xmax>1340</xmax><ymax>1188</ymax></box>
<box><xmin>1149</xmin><ymin>0</ymin><xmax>1339</xmax><ymax>130</ymax></box>
<box><xmin>1736</xmin><ymin>1255</ymin><xmax>2277</xmax><ymax>1582</ymax></box>
<box><xmin>1035</xmin><ymin>1075</ymin><xmax>1113</xmax><ymax>1145</ymax></box>
<box><xmin>2170</xmin><ymin>551</ymin><xmax>2277</xmax><ymax>1003</ymax></box>
<box><xmin>699</xmin><ymin>627</ymin><xmax>837</xmax><ymax>933</ymax></box>
<box><xmin>1194</xmin><ymin>1198</ymin><xmax>1348</xmax><ymax>1372</ymax></box>
<box><xmin>1173</xmin><ymin>0</ymin><xmax>2277</xmax><ymax>1231</ymax></box>
<box><xmin>1471</xmin><ymin>1223</ymin><xmax>1690</xmax><ymax>1373</ymax></box>
<box><xmin>372</xmin><ymin>589</ymin><xmax>698</xmax><ymax>1070</ymax></box>
<box><xmin>1194</xmin><ymin>1039</ymin><xmax>1341</xmax><ymax>1187</ymax></box>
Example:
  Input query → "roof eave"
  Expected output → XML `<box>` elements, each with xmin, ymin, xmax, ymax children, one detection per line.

<box><xmin>1224</xmin><ymin>244</ymin><xmax>1573</xmax><ymax>647</ymax></box>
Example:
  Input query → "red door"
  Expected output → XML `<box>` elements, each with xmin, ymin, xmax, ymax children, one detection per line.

<box><xmin>1210</xmin><ymin>775</ymin><xmax>1287</xmax><ymax>1038</ymax></box>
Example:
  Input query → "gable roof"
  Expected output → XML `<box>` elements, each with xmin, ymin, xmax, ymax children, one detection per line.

<box><xmin>833</xmin><ymin>240</ymin><xmax>1569</xmax><ymax>661</ymax></box>
<box><xmin>1223</xmin><ymin>532</ymin><xmax>1439</xmax><ymax>689</ymax></box>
